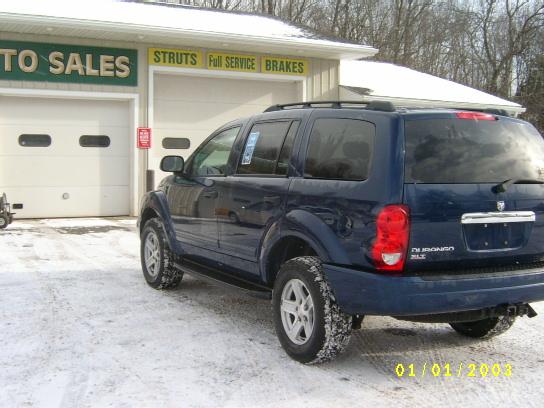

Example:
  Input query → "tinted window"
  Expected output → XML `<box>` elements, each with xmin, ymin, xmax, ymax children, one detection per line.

<box><xmin>80</xmin><ymin>135</ymin><xmax>110</xmax><ymax>147</ymax></box>
<box><xmin>19</xmin><ymin>134</ymin><xmax>51</xmax><ymax>147</ymax></box>
<box><xmin>191</xmin><ymin>127</ymin><xmax>239</xmax><ymax>176</ymax></box>
<box><xmin>405</xmin><ymin>119</ymin><xmax>544</xmax><ymax>183</ymax></box>
<box><xmin>238</xmin><ymin>121</ymin><xmax>292</xmax><ymax>175</ymax></box>
<box><xmin>304</xmin><ymin>118</ymin><xmax>374</xmax><ymax>180</ymax></box>
<box><xmin>162</xmin><ymin>137</ymin><xmax>190</xmax><ymax>149</ymax></box>
<box><xmin>276</xmin><ymin>121</ymin><xmax>299</xmax><ymax>175</ymax></box>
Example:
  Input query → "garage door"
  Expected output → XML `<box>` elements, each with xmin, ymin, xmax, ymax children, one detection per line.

<box><xmin>152</xmin><ymin>75</ymin><xmax>299</xmax><ymax>185</ymax></box>
<box><xmin>0</xmin><ymin>96</ymin><xmax>130</xmax><ymax>218</ymax></box>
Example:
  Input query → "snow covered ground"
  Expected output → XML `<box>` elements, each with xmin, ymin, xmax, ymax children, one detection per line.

<box><xmin>1</xmin><ymin>218</ymin><xmax>543</xmax><ymax>407</ymax></box>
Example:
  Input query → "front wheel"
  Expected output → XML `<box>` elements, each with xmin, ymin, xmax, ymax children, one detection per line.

<box><xmin>140</xmin><ymin>218</ymin><xmax>183</xmax><ymax>289</ymax></box>
<box><xmin>450</xmin><ymin>315</ymin><xmax>516</xmax><ymax>339</ymax></box>
<box><xmin>273</xmin><ymin>256</ymin><xmax>352</xmax><ymax>364</ymax></box>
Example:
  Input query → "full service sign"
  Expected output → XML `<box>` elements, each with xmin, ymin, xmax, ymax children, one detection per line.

<box><xmin>149</xmin><ymin>48</ymin><xmax>308</xmax><ymax>76</ymax></box>
<box><xmin>208</xmin><ymin>52</ymin><xmax>258</xmax><ymax>73</ymax></box>
<box><xmin>0</xmin><ymin>40</ymin><xmax>137</xmax><ymax>86</ymax></box>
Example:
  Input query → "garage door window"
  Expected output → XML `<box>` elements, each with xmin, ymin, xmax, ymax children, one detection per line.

<box><xmin>19</xmin><ymin>134</ymin><xmax>51</xmax><ymax>147</ymax></box>
<box><xmin>237</xmin><ymin>121</ymin><xmax>294</xmax><ymax>176</ymax></box>
<box><xmin>80</xmin><ymin>135</ymin><xmax>110</xmax><ymax>148</ymax></box>
<box><xmin>162</xmin><ymin>138</ymin><xmax>191</xmax><ymax>149</ymax></box>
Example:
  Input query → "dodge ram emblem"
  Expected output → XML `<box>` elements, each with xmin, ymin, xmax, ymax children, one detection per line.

<box><xmin>497</xmin><ymin>201</ymin><xmax>505</xmax><ymax>211</ymax></box>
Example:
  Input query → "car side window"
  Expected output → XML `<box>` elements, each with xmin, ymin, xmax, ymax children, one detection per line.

<box><xmin>237</xmin><ymin>121</ymin><xmax>293</xmax><ymax>175</ymax></box>
<box><xmin>304</xmin><ymin>118</ymin><xmax>375</xmax><ymax>181</ymax></box>
<box><xmin>191</xmin><ymin>126</ymin><xmax>240</xmax><ymax>176</ymax></box>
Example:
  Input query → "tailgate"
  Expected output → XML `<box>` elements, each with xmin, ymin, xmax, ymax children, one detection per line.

<box><xmin>402</xmin><ymin>114</ymin><xmax>544</xmax><ymax>273</ymax></box>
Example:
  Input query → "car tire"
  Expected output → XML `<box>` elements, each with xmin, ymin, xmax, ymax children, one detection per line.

<box><xmin>140</xmin><ymin>218</ymin><xmax>183</xmax><ymax>289</ymax></box>
<box><xmin>0</xmin><ymin>214</ymin><xmax>8</xmax><ymax>229</ymax></box>
<box><xmin>449</xmin><ymin>315</ymin><xmax>516</xmax><ymax>339</ymax></box>
<box><xmin>229</xmin><ymin>212</ymin><xmax>239</xmax><ymax>224</ymax></box>
<box><xmin>273</xmin><ymin>256</ymin><xmax>352</xmax><ymax>364</ymax></box>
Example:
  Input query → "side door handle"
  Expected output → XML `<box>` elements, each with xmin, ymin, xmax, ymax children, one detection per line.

<box><xmin>203</xmin><ymin>190</ymin><xmax>218</xmax><ymax>199</ymax></box>
<box><xmin>264</xmin><ymin>195</ymin><xmax>281</xmax><ymax>205</ymax></box>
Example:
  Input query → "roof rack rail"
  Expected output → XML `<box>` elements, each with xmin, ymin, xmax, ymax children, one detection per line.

<box><xmin>263</xmin><ymin>100</ymin><xmax>396</xmax><ymax>113</ymax></box>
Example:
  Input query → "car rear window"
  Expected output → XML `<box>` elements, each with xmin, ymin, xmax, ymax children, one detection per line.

<box><xmin>404</xmin><ymin>118</ymin><xmax>544</xmax><ymax>183</ymax></box>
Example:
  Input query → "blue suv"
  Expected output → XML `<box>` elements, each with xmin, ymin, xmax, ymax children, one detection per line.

<box><xmin>138</xmin><ymin>101</ymin><xmax>544</xmax><ymax>363</ymax></box>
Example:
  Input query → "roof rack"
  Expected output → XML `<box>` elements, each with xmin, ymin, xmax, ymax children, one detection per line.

<box><xmin>263</xmin><ymin>100</ymin><xmax>396</xmax><ymax>113</ymax></box>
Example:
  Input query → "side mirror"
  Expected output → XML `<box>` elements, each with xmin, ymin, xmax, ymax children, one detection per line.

<box><xmin>160</xmin><ymin>156</ymin><xmax>184</xmax><ymax>173</ymax></box>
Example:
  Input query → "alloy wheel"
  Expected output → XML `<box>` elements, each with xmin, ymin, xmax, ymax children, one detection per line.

<box><xmin>280</xmin><ymin>278</ymin><xmax>315</xmax><ymax>345</ymax></box>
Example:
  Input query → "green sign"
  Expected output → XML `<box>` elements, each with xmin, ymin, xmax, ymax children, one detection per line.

<box><xmin>0</xmin><ymin>40</ymin><xmax>137</xmax><ymax>86</ymax></box>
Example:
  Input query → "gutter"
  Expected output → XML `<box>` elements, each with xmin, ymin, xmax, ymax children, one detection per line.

<box><xmin>0</xmin><ymin>13</ymin><xmax>378</xmax><ymax>60</ymax></box>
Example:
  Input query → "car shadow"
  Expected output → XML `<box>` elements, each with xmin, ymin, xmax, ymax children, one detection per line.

<box><xmin>163</xmin><ymin>275</ymin><xmax>482</xmax><ymax>364</ymax></box>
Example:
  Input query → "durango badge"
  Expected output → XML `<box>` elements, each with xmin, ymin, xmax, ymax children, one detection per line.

<box><xmin>497</xmin><ymin>201</ymin><xmax>506</xmax><ymax>212</ymax></box>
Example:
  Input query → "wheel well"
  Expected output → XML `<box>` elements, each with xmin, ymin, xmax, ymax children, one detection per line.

<box><xmin>266</xmin><ymin>237</ymin><xmax>318</xmax><ymax>286</ymax></box>
<box><xmin>140</xmin><ymin>208</ymin><xmax>158</xmax><ymax>234</ymax></box>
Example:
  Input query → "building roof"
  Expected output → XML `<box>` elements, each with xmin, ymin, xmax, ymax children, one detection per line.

<box><xmin>0</xmin><ymin>0</ymin><xmax>378</xmax><ymax>60</ymax></box>
<box><xmin>340</xmin><ymin>60</ymin><xmax>524</xmax><ymax>115</ymax></box>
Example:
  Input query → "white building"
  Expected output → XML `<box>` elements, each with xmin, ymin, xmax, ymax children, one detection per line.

<box><xmin>0</xmin><ymin>0</ymin><xmax>522</xmax><ymax>219</ymax></box>
<box><xmin>340</xmin><ymin>60</ymin><xmax>524</xmax><ymax>116</ymax></box>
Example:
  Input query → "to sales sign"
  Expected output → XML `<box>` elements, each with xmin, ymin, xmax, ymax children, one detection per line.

<box><xmin>0</xmin><ymin>40</ymin><xmax>137</xmax><ymax>86</ymax></box>
<box><xmin>137</xmin><ymin>128</ymin><xmax>152</xmax><ymax>149</ymax></box>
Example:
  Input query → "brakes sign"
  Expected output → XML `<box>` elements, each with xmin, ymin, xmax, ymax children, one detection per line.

<box><xmin>137</xmin><ymin>128</ymin><xmax>152</xmax><ymax>149</ymax></box>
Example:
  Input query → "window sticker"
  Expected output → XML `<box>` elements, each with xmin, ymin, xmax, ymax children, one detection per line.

<box><xmin>241</xmin><ymin>131</ymin><xmax>260</xmax><ymax>165</ymax></box>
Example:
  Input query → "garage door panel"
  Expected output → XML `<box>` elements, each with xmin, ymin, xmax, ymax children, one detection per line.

<box><xmin>0</xmin><ymin>97</ymin><xmax>129</xmax><ymax>127</ymax></box>
<box><xmin>0</xmin><ymin>125</ymin><xmax>129</xmax><ymax>157</ymax></box>
<box><xmin>154</xmin><ymin>100</ymin><xmax>271</xmax><ymax>125</ymax></box>
<box><xmin>0</xmin><ymin>156</ymin><xmax>129</xmax><ymax>187</ymax></box>
<box><xmin>155</xmin><ymin>75</ymin><xmax>298</xmax><ymax>104</ymax></box>
<box><xmin>2</xmin><ymin>186</ymin><xmax>129</xmax><ymax>218</ymax></box>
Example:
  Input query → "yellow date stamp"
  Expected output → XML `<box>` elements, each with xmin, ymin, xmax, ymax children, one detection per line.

<box><xmin>395</xmin><ymin>363</ymin><xmax>512</xmax><ymax>378</ymax></box>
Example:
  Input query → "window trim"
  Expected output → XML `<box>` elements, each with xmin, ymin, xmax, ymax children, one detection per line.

<box><xmin>18</xmin><ymin>134</ymin><xmax>52</xmax><ymax>147</ymax></box>
<box><xmin>234</xmin><ymin>119</ymin><xmax>295</xmax><ymax>177</ymax></box>
<box><xmin>186</xmin><ymin>125</ymin><xmax>241</xmax><ymax>177</ymax></box>
<box><xmin>274</xmin><ymin>120</ymin><xmax>300</xmax><ymax>176</ymax></box>
<box><xmin>302</xmin><ymin>117</ymin><xmax>376</xmax><ymax>182</ymax></box>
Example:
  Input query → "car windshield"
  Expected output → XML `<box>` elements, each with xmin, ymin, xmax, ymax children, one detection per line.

<box><xmin>404</xmin><ymin>117</ymin><xmax>544</xmax><ymax>183</ymax></box>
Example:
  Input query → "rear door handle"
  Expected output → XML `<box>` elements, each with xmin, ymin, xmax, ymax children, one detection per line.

<box><xmin>264</xmin><ymin>195</ymin><xmax>281</xmax><ymax>205</ymax></box>
<box><xmin>203</xmin><ymin>190</ymin><xmax>218</xmax><ymax>199</ymax></box>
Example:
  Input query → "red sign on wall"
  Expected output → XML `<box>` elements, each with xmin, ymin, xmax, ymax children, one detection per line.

<box><xmin>137</xmin><ymin>127</ymin><xmax>152</xmax><ymax>149</ymax></box>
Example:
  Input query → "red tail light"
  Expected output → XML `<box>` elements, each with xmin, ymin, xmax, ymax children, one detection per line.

<box><xmin>371</xmin><ymin>205</ymin><xmax>410</xmax><ymax>273</ymax></box>
<box><xmin>455</xmin><ymin>112</ymin><xmax>496</xmax><ymax>121</ymax></box>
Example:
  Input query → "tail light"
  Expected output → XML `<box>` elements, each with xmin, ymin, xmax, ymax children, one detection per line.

<box><xmin>455</xmin><ymin>112</ymin><xmax>496</xmax><ymax>121</ymax></box>
<box><xmin>371</xmin><ymin>205</ymin><xmax>410</xmax><ymax>273</ymax></box>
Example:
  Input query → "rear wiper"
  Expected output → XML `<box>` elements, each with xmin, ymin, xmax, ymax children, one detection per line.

<box><xmin>492</xmin><ymin>178</ymin><xmax>544</xmax><ymax>193</ymax></box>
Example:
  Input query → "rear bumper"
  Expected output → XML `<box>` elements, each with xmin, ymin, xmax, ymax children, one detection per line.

<box><xmin>324</xmin><ymin>264</ymin><xmax>544</xmax><ymax>316</ymax></box>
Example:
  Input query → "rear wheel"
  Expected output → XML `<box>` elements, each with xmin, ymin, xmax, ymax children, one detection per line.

<box><xmin>273</xmin><ymin>256</ymin><xmax>352</xmax><ymax>364</ymax></box>
<box><xmin>450</xmin><ymin>315</ymin><xmax>515</xmax><ymax>339</ymax></box>
<box><xmin>140</xmin><ymin>218</ymin><xmax>183</xmax><ymax>289</ymax></box>
<box><xmin>0</xmin><ymin>214</ymin><xmax>8</xmax><ymax>229</ymax></box>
